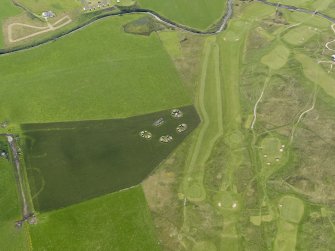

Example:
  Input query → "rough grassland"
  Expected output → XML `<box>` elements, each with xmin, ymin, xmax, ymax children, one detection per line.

<box><xmin>0</xmin><ymin>157</ymin><xmax>30</xmax><ymax>250</ymax></box>
<box><xmin>138</xmin><ymin>0</ymin><xmax>226</xmax><ymax>30</ymax></box>
<box><xmin>23</xmin><ymin>106</ymin><xmax>199</xmax><ymax>211</ymax></box>
<box><xmin>29</xmin><ymin>186</ymin><xmax>161</xmax><ymax>251</ymax></box>
<box><xmin>0</xmin><ymin>14</ymin><xmax>191</xmax><ymax>124</ymax></box>
<box><xmin>0</xmin><ymin>0</ymin><xmax>21</xmax><ymax>48</ymax></box>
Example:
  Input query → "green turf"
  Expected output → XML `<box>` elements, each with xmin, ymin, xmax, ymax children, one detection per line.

<box><xmin>259</xmin><ymin>135</ymin><xmax>289</xmax><ymax>180</ymax></box>
<box><xmin>0</xmin><ymin>152</ymin><xmax>30</xmax><ymax>250</ymax></box>
<box><xmin>261</xmin><ymin>44</ymin><xmax>290</xmax><ymax>70</ymax></box>
<box><xmin>283</xmin><ymin>25</ymin><xmax>317</xmax><ymax>46</ymax></box>
<box><xmin>274</xmin><ymin>220</ymin><xmax>299</xmax><ymax>251</ymax></box>
<box><xmin>279</xmin><ymin>195</ymin><xmax>304</xmax><ymax>224</ymax></box>
<box><xmin>29</xmin><ymin>186</ymin><xmax>161</xmax><ymax>251</ymax></box>
<box><xmin>192</xmin><ymin>241</ymin><xmax>217</xmax><ymax>251</ymax></box>
<box><xmin>295</xmin><ymin>53</ymin><xmax>335</xmax><ymax>98</ymax></box>
<box><xmin>157</xmin><ymin>31</ymin><xmax>182</xmax><ymax>59</ymax></box>
<box><xmin>274</xmin><ymin>195</ymin><xmax>304</xmax><ymax>251</ymax></box>
<box><xmin>23</xmin><ymin>106</ymin><xmax>199</xmax><ymax>211</ymax></box>
<box><xmin>182</xmin><ymin>37</ymin><xmax>223</xmax><ymax>202</ymax></box>
<box><xmin>17</xmin><ymin>0</ymin><xmax>81</xmax><ymax>14</ymax></box>
<box><xmin>0</xmin><ymin>14</ymin><xmax>191</xmax><ymax>124</ymax></box>
<box><xmin>137</xmin><ymin>0</ymin><xmax>226</xmax><ymax>30</ymax></box>
<box><xmin>268</xmin><ymin>0</ymin><xmax>331</xmax><ymax>12</ymax></box>
<box><xmin>283</xmin><ymin>11</ymin><xmax>331</xmax><ymax>28</ymax></box>
<box><xmin>0</xmin><ymin>0</ymin><xmax>21</xmax><ymax>48</ymax></box>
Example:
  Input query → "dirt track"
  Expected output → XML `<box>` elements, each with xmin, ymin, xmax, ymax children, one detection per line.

<box><xmin>0</xmin><ymin>134</ymin><xmax>32</xmax><ymax>219</ymax></box>
<box><xmin>8</xmin><ymin>16</ymin><xmax>72</xmax><ymax>43</ymax></box>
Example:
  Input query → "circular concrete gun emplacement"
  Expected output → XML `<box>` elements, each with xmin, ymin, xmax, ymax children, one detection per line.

<box><xmin>159</xmin><ymin>135</ymin><xmax>173</xmax><ymax>143</ymax></box>
<box><xmin>171</xmin><ymin>109</ymin><xmax>183</xmax><ymax>118</ymax></box>
<box><xmin>176</xmin><ymin>123</ymin><xmax>188</xmax><ymax>133</ymax></box>
<box><xmin>139</xmin><ymin>130</ymin><xmax>152</xmax><ymax>140</ymax></box>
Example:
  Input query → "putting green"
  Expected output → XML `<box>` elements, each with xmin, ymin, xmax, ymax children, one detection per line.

<box><xmin>260</xmin><ymin>137</ymin><xmax>284</xmax><ymax>164</ymax></box>
<box><xmin>213</xmin><ymin>191</ymin><xmax>239</xmax><ymax>211</ymax></box>
<box><xmin>283</xmin><ymin>25</ymin><xmax>318</xmax><ymax>46</ymax></box>
<box><xmin>274</xmin><ymin>196</ymin><xmax>304</xmax><ymax>251</ymax></box>
<box><xmin>274</xmin><ymin>220</ymin><xmax>299</xmax><ymax>251</ymax></box>
<box><xmin>279</xmin><ymin>195</ymin><xmax>304</xmax><ymax>224</ymax></box>
<box><xmin>295</xmin><ymin>53</ymin><xmax>335</xmax><ymax>98</ymax></box>
<box><xmin>261</xmin><ymin>44</ymin><xmax>290</xmax><ymax>70</ymax></box>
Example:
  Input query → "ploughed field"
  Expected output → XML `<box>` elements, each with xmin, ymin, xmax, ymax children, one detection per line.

<box><xmin>23</xmin><ymin>106</ymin><xmax>199</xmax><ymax>211</ymax></box>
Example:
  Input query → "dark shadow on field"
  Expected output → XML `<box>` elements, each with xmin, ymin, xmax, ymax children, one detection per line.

<box><xmin>22</xmin><ymin>105</ymin><xmax>200</xmax><ymax>212</ymax></box>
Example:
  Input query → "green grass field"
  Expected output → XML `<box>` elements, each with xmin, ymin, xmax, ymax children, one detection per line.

<box><xmin>0</xmin><ymin>14</ymin><xmax>191</xmax><ymax>124</ymax></box>
<box><xmin>279</xmin><ymin>196</ymin><xmax>304</xmax><ymax>223</ymax></box>
<box><xmin>283</xmin><ymin>25</ymin><xmax>317</xmax><ymax>46</ymax></box>
<box><xmin>182</xmin><ymin>37</ymin><xmax>223</xmax><ymax>202</ymax></box>
<box><xmin>0</xmin><ymin>0</ymin><xmax>21</xmax><ymax>48</ymax></box>
<box><xmin>29</xmin><ymin>186</ymin><xmax>161</xmax><ymax>251</ymax></box>
<box><xmin>0</xmin><ymin>152</ymin><xmax>30</xmax><ymax>250</ymax></box>
<box><xmin>138</xmin><ymin>0</ymin><xmax>226</xmax><ymax>30</ymax></box>
<box><xmin>157</xmin><ymin>31</ymin><xmax>182</xmax><ymax>59</ymax></box>
<box><xmin>261</xmin><ymin>44</ymin><xmax>290</xmax><ymax>70</ymax></box>
<box><xmin>268</xmin><ymin>0</ymin><xmax>332</xmax><ymax>12</ymax></box>
<box><xmin>274</xmin><ymin>196</ymin><xmax>304</xmax><ymax>251</ymax></box>
<box><xmin>17</xmin><ymin>0</ymin><xmax>81</xmax><ymax>14</ymax></box>
<box><xmin>295</xmin><ymin>53</ymin><xmax>335</xmax><ymax>98</ymax></box>
<box><xmin>23</xmin><ymin>106</ymin><xmax>199</xmax><ymax>211</ymax></box>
